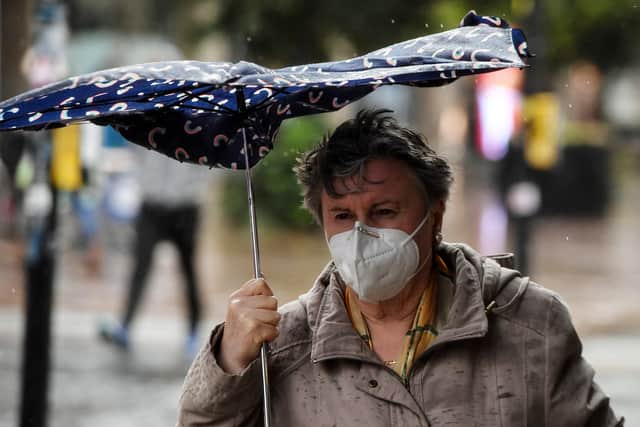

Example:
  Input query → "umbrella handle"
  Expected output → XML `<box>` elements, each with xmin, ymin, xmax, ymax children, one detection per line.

<box><xmin>259</xmin><ymin>343</ymin><xmax>272</xmax><ymax>425</ymax></box>
<box><xmin>241</xmin><ymin>126</ymin><xmax>273</xmax><ymax>427</ymax></box>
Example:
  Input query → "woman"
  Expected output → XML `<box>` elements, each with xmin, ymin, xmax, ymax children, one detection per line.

<box><xmin>178</xmin><ymin>110</ymin><xmax>622</xmax><ymax>426</ymax></box>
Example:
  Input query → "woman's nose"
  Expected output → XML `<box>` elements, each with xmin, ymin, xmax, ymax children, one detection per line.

<box><xmin>353</xmin><ymin>212</ymin><xmax>370</xmax><ymax>225</ymax></box>
<box><xmin>356</xmin><ymin>224</ymin><xmax>380</xmax><ymax>238</ymax></box>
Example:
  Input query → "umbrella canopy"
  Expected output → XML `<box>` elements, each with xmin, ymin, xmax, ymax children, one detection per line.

<box><xmin>0</xmin><ymin>11</ymin><xmax>530</xmax><ymax>170</ymax></box>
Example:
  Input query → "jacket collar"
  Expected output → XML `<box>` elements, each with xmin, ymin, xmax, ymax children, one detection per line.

<box><xmin>303</xmin><ymin>242</ymin><xmax>494</xmax><ymax>363</ymax></box>
<box><xmin>432</xmin><ymin>243</ymin><xmax>491</xmax><ymax>344</ymax></box>
<box><xmin>304</xmin><ymin>264</ymin><xmax>380</xmax><ymax>364</ymax></box>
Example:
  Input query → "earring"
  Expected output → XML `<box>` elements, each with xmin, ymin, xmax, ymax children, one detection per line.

<box><xmin>434</xmin><ymin>231</ymin><xmax>443</xmax><ymax>246</ymax></box>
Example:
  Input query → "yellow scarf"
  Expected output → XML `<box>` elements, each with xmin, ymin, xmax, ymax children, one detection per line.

<box><xmin>345</xmin><ymin>256</ymin><xmax>447</xmax><ymax>384</ymax></box>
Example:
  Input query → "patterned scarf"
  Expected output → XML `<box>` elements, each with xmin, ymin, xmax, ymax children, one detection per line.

<box><xmin>345</xmin><ymin>256</ymin><xmax>447</xmax><ymax>385</ymax></box>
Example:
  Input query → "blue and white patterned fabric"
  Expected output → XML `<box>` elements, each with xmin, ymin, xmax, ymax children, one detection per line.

<box><xmin>0</xmin><ymin>11</ymin><xmax>531</xmax><ymax>169</ymax></box>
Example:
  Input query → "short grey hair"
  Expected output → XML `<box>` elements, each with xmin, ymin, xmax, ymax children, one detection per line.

<box><xmin>294</xmin><ymin>109</ymin><xmax>454</xmax><ymax>224</ymax></box>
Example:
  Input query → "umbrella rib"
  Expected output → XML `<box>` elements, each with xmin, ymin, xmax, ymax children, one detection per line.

<box><xmin>243</xmin><ymin>86</ymin><xmax>292</xmax><ymax>114</ymax></box>
<box><xmin>1</xmin><ymin>83</ymin><xmax>299</xmax><ymax>128</ymax></box>
<box><xmin>180</xmin><ymin>88</ymin><xmax>239</xmax><ymax>116</ymax></box>
<box><xmin>0</xmin><ymin>83</ymin><xmax>242</xmax><ymax>126</ymax></box>
<box><xmin>13</xmin><ymin>85</ymin><xmax>199</xmax><ymax>116</ymax></box>
<box><xmin>185</xmin><ymin>85</ymin><xmax>293</xmax><ymax>115</ymax></box>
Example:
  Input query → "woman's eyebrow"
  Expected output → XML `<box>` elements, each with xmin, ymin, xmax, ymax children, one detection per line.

<box><xmin>327</xmin><ymin>206</ymin><xmax>350</xmax><ymax>212</ymax></box>
<box><xmin>371</xmin><ymin>200</ymin><xmax>400</xmax><ymax>208</ymax></box>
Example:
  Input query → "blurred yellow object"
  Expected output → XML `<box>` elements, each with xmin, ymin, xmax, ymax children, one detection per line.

<box><xmin>523</xmin><ymin>93</ymin><xmax>560</xmax><ymax>170</ymax></box>
<box><xmin>50</xmin><ymin>126</ymin><xmax>82</xmax><ymax>190</ymax></box>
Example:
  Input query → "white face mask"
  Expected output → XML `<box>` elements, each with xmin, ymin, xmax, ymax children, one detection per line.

<box><xmin>327</xmin><ymin>212</ymin><xmax>431</xmax><ymax>303</ymax></box>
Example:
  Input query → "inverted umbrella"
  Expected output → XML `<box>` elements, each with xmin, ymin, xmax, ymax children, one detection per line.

<box><xmin>0</xmin><ymin>11</ymin><xmax>530</xmax><ymax>425</ymax></box>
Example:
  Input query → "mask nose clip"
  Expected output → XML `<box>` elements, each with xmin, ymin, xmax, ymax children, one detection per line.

<box><xmin>356</xmin><ymin>224</ymin><xmax>380</xmax><ymax>238</ymax></box>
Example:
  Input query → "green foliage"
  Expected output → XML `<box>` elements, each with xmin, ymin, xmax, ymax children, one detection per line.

<box><xmin>546</xmin><ymin>0</ymin><xmax>640</xmax><ymax>70</ymax></box>
<box><xmin>203</xmin><ymin>0</ymin><xmax>516</xmax><ymax>66</ymax></box>
<box><xmin>221</xmin><ymin>117</ymin><xmax>327</xmax><ymax>230</ymax></box>
<box><xmin>68</xmin><ymin>0</ymin><xmax>640</xmax><ymax>73</ymax></box>
<box><xmin>184</xmin><ymin>0</ymin><xmax>640</xmax><ymax>72</ymax></box>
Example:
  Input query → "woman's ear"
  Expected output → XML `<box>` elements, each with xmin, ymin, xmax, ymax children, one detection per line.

<box><xmin>432</xmin><ymin>199</ymin><xmax>445</xmax><ymax>232</ymax></box>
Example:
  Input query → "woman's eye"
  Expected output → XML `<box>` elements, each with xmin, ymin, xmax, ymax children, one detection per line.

<box><xmin>335</xmin><ymin>212</ymin><xmax>351</xmax><ymax>220</ymax></box>
<box><xmin>375</xmin><ymin>209</ymin><xmax>395</xmax><ymax>216</ymax></box>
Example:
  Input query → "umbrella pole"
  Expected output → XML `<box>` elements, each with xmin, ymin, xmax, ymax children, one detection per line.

<box><xmin>241</xmin><ymin>127</ymin><xmax>273</xmax><ymax>426</ymax></box>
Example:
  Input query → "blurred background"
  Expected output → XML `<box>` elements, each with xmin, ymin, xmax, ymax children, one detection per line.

<box><xmin>1</xmin><ymin>0</ymin><xmax>639</xmax><ymax>426</ymax></box>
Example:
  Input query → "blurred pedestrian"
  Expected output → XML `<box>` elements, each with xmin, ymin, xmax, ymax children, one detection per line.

<box><xmin>100</xmin><ymin>139</ymin><xmax>210</xmax><ymax>360</ymax></box>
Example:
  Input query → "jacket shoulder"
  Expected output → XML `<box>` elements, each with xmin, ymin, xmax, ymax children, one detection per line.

<box><xmin>491</xmin><ymin>269</ymin><xmax>568</xmax><ymax>337</ymax></box>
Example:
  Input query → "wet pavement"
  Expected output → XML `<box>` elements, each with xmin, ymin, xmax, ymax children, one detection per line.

<box><xmin>1</xmin><ymin>162</ymin><xmax>639</xmax><ymax>425</ymax></box>
<box><xmin>0</xmin><ymin>310</ymin><xmax>190</xmax><ymax>427</ymax></box>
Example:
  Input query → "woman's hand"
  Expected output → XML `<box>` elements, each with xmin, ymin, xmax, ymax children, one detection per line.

<box><xmin>217</xmin><ymin>278</ymin><xmax>281</xmax><ymax>374</ymax></box>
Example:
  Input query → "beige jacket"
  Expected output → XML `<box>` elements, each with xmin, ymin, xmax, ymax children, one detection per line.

<box><xmin>178</xmin><ymin>243</ymin><xmax>623</xmax><ymax>426</ymax></box>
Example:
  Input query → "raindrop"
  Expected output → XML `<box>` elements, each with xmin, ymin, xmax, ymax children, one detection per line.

<box><xmin>565</xmin><ymin>236</ymin><xmax>569</xmax><ymax>241</ymax></box>
<box><xmin>390</xmin><ymin>18</ymin><xmax>396</xmax><ymax>24</ymax></box>
<box><xmin>568</xmin><ymin>104</ymin><xmax>573</xmax><ymax>109</ymax></box>
<box><xmin>246</xmin><ymin>36</ymin><xmax>252</xmax><ymax>43</ymax></box>
<box><xmin>425</xmin><ymin>23</ymin><xmax>429</xmax><ymax>28</ymax></box>
<box><xmin>440</xmin><ymin>24</ymin><xmax>444</xmax><ymax>28</ymax></box>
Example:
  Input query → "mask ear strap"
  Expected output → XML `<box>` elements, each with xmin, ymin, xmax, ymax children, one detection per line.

<box><xmin>402</xmin><ymin>210</ymin><xmax>431</xmax><ymax>244</ymax></box>
<box><xmin>406</xmin><ymin>250</ymin><xmax>432</xmax><ymax>282</ymax></box>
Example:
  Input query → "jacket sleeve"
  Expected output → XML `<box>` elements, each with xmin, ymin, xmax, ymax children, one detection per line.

<box><xmin>177</xmin><ymin>323</ymin><xmax>262</xmax><ymax>427</ymax></box>
<box><xmin>545</xmin><ymin>296</ymin><xmax>624</xmax><ymax>426</ymax></box>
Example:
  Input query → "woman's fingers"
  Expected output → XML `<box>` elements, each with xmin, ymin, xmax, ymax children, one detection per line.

<box><xmin>243</xmin><ymin>308</ymin><xmax>282</xmax><ymax>327</ymax></box>
<box><xmin>237</xmin><ymin>278</ymin><xmax>274</xmax><ymax>297</ymax></box>
<box><xmin>230</xmin><ymin>295</ymin><xmax>278</xmax><ymax>311</ymax></box>
<box><xmin>249</xmin><ymin>323</ymin><xmax>280</xmax><ymax>346</ymax></box>
<box><xmin>217</xmin><ymin>278</ymin><xmax>281</xmax><ymax>374</ymax></box>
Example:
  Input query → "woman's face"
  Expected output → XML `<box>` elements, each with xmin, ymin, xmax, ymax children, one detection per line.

<box><xmin>321</xmin><ymin>157</ymin><xmax>444</xmax><ymax>266</ymax></box>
